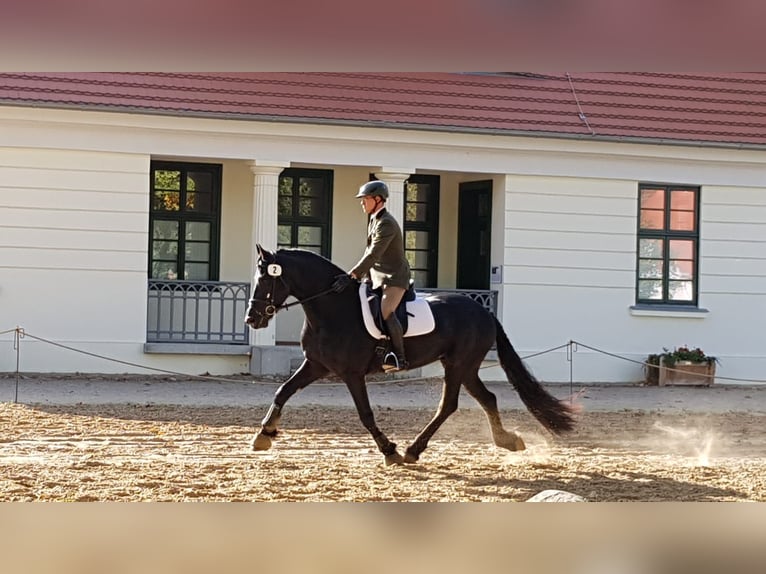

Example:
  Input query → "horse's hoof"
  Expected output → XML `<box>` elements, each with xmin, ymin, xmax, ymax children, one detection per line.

<box><xmin>403</xmin><ymin>451</ymin><xmax>419</xmax><ymax>464</ymax></box>
<box><xmin>251</xmin><ymin>432</ymin><xmax>272</xmax><ymax>451</ymax></box>
<box><xmin>384</xmin><ymin>452</ymin><xmax>404</xmax><ymax>466</ymax></box>
<box><xmin>497</xmin><ymin>433</ymin><xmax>526</xmax><ymax>452</ymax></box>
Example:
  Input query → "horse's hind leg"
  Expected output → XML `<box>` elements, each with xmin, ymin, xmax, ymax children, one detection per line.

<box><xmin>252</xmin><ymin>358</ymin><xmax>329</xmax><ymax>451</ymax></box>
<box><xmin>463</xmin><ymin>374</ymin><xmax>525</xmax><ymax>452</ymax></box>
<box><xmin>403</xmin><ymin>363</ymin><xmax>464</xmax><ymax>463</ymax></box>
<box><xmin>343</xmin><ymin>375</ymin><xmax>403</xmax><ymax>466</ymax></box>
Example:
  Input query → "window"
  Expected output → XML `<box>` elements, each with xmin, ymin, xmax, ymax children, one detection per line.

<box><xmin>149</xmin><ymin>161</ymin><xmax>221</xmax><ymax>280</ymax></box>
<box><xmin>636</xmin><ymin>184</ymin><xmax>700</xmax><ymax>305</ymax></box>
<box><xmin>404</xmin><ymin>175</ymin><xmax>440</xmax><ymax>287</ymax></box>
<box><xmin>278</xmin><ymin>168</ymin><xmax>333</xmax><ymax>257</ymax></box>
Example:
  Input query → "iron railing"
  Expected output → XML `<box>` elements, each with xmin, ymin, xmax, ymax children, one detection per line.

<box><xmin>417</xmin><ymin>288</ymin><xmax>498</xmax><ymax>316</ymax></box>
<box><xmin>147</xmin><ymin>280</ymin><xmax>250</xmax><ymax>344</ymax></box>
<box><xmin>145</xmin><ymin>281</ymin><xmax>496</xmax><ymax>346</ymax></box>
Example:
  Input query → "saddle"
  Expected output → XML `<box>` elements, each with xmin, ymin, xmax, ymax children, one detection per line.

<box><xmin>358</xmin><ymin>281</ymin><xmax>436</xmax><ymax>340</ymax></box>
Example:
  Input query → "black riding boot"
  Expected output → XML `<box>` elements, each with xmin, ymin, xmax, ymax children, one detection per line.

<box><xmin>383</xmin><ymin>314</ymin><xmax>408</xmax><ymax>372</ymax></box>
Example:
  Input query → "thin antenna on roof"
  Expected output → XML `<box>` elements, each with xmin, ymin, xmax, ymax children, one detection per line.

<box><xmin>567</xmin><ymin>73</ymin><xmax>596</xmax><ymax>136</ymax></box>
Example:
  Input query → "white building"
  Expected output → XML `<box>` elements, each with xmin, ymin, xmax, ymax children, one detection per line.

<box><xmin>1</xmin><ymin>73</ymin><xmax>764</xmax><ymax>383</ymax></box>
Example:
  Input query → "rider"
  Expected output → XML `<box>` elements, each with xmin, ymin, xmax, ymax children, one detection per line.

<box><xmin>332</xmin><ymin>180</ymin><xmax>411</xmax><ymax>372</ymax></box>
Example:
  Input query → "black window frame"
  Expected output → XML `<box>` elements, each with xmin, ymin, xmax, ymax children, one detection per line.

<box><xmin>277</xmin><ymin>168</ymin><xmax>333</xmax><ymax>258</ymax></box>
<box><xmin>635</xmin><ymin>183</ymin><xmax>700</xmax><ymax>306</ymax></box>
<box><xmin>403</xmin><ymin>174</ymin><xmax>440</xmax><ymax>288</ymax></box>
<box><xmin>148</xmin><ymin>160</ymin><xmax>222</xmax><ymax>281</ymax></box>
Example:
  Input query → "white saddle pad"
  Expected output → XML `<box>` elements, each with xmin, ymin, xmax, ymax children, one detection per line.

<box><xmin>358</xmin><ymin>283</ymin><xmax>436</xmax><ymax>339</ymax></box>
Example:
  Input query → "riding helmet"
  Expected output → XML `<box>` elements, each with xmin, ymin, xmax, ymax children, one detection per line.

<box><xmin>355</xmin><ymin>180</ymin><xmax>389</xmax><ymax>200</ymax></box>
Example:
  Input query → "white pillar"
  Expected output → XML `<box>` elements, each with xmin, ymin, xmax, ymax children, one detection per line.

<box><xmin>373</xmin><ymin>168</ymin><xmax>412</xmax><ymax>225</ymax></box>
<box><xmin>248</xmin><ymin>160</ymin><xmax>290</xmax><ymax>347</ymax></box>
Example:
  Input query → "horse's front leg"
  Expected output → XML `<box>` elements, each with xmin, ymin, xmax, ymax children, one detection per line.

<box><xmin>403</xmin><ymin>362</ymin><xmax>463</xmax><ymax>463</ymax></box>
<box><xmin>343</xmin><ymin>374</ymin><xmax>404</xmax><ymax>466</ymax></box>
<box><xmin>252</xmin><ymin>358</ymin><xmax>328</xmax><ymax>451</ymax></box>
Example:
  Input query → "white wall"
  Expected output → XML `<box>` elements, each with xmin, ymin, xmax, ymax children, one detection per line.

<box><xmin>0</xmin><ymin>148</ymin><xmax>146</xmax><ymax>371</ymax></box>
<box><xmin>500</xmin><ymin>174</ymin><xmax>766</xmax><ymax>383</ymax></box>
<box><xmin>220</xmin><ymin>159</ymin><xmax>256</xmax><ymax>282</ymax></box>
<box><xmin>0</xmin><ymin>148</ymin><xmax>249</xmax><ymax>374</ymax></box>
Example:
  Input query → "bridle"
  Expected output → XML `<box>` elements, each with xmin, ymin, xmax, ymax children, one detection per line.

<box><xmin>247</xmin><ymin>261</ymin><xmax>339</xmax><ymax>325</ymax></box>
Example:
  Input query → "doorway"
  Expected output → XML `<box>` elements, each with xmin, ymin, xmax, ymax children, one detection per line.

<box><xmin>457</xmin><ymin>180</ymin><xmax>492</xmax><ymax>289</ymax></box>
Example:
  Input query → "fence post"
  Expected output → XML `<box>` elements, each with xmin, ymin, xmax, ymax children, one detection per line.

<box><xmin>13</xmin><ymin>326</ymin><xmax>24</xmax><ymax>404</ymax></box>
<box><xmin>566</xmin><ymin>340</ymin><xmax>578</xmax><ymax>404</ymax></box>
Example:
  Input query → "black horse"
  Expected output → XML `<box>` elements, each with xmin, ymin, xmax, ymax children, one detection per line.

<box><xmin>245</xmin><ymin>245</ymin><xmax>575</xmax><ymax>465</ymax></box>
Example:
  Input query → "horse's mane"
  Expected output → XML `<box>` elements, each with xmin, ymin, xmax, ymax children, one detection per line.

<box><xmin>275</xmin><ymin>248</ymin><xmax>345</xmax><ymax>279</ymax></box>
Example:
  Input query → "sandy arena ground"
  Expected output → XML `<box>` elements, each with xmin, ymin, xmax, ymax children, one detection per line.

<box><xmin>0</xmin><ymin>375</ymin><xmax>764</xmax><ymax>502</ymax></box>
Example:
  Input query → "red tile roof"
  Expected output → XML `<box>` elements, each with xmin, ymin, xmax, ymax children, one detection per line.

<box><xmin>2</xmin><ymin>72</ymin><xmax>766</xmax><ymax>148</ymax></box>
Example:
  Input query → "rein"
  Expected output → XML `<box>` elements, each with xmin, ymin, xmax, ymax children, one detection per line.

<box><xmin>248</xmin><ymin>273</ymin><xmax>340</xmax><ymax>321</ymax></box>
<box><xmin>274</xmin><ymin>285</ymin><xmax>339</xmax><ymax>311</ymax></box>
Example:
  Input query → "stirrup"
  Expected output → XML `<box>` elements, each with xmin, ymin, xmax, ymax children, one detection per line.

<box><xmin>383</xmin><ymin>352</ymin><xmax>407</xmax><ymax>373</ymax></box>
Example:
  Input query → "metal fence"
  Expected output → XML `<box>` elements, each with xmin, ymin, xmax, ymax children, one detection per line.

<box><xmin>417</xmin><ymin>288</ymin><xmax>498</xmax><ymax>316</ymax></box>
<box><xmin>146</xmin><ymin>281</ymin><xmax>496</xmax><ymax>346</ymax></box>
<box><xmin>147</xmin><ymin>280</ymin><xmax>250</xmax><ymax>344</ymax></box>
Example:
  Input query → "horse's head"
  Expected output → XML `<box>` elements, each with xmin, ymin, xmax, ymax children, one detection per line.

<box><xmin>245</xmin><ymin>245</ymin><xmax>291</xmax><ymax>330</ymax></box>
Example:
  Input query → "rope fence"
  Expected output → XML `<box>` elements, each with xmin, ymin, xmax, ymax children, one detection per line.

<box><xmin>2</xmin><ymin>326</ymin><xmax>764</xmax><ymax>405</ymax></box>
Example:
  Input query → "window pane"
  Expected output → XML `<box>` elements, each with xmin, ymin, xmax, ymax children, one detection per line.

<box><xmin>640</xmin><ymin>209</ymin><xmax>664</xmax><ymax>229</ymax></box>
<box><xmin>154</xmin><ymin>170</ymin><xmax>180</xmax><ymax>190</ymax></box>
<box><xmin>406</xmin><ymin>183</ymin><xmax>429</xmax><ymax>202</ymax></box>
<box><xmin>638</xmin><ymin>259</ymin><xmax>663</xmax><ymax>279</ymax></box>
<box><xmin>297</xmin><ymin>226</ymin><xmax>322</xmax><ymax>247</ymax></box>
<box><xmin>152</xmin><ymin>261</ymin><xmax>178</xmax><ymax>280</ymax></box>
<box><xmin>278</xmin><ymin>195</ymin><xmax>293</xmax><ymax>216</ymax></box>
<box><xmin>187</xmin><ymin>171</ymin><xmax>212</xmax><ymax>193</ymax></box>
<box><xmin>406</xmin><ymin>250</ymin><xmax>430</xmax><ymax>269</ymax></box>
<box><xmin>298</xmin><ymin>197</ymin><xmax>321</xmax><ymax>217</ymax></box>
<box><xmin>638</xmin><ymin>280</ymin><xmax>663</xmax><ymax>300</ymax></box>
<box><xmin>405</xmin><ymin>203</ymin><xmax>428</xmax><ymax>223</ymax></box>
<box><xmin>301</xmin><ymin>245</ymin><xmax>322</xmax><ymax>255</ymax></box>
<box><xmin>640</xmin><ymin>188</ymin><xmax>664</xmax><ymax>209</ymax></box>
<box><xmin>405</xmin><ymin>230</ymin><xmax>429</xmax><ymax>249</ymax></box>
<box><xmin>411</xmin><ymin>269</ymin><xmax>429</xmax><ymax>286</ymax></box>
<box><xmin>670</xmin><ymin>210</ymin><xmax>695</xmax><ymax>231</ymax></box>
<box><xmin>278</xmin><ymin>225</ymin><xmax>291</xmax><ymax>245</ymax></box>
<box><xmin>184</xmin><ymin>263</ymin><xmax>209</xmax><ymax>280</ymax></box>
<box><xmin>185</xmin><ymin>242</ymin><xmax>210</xmax><ymax>262</ymax></box>
<box><xmin>299</xmin><ymin>177</ymin><xmax>324</xmax><ymax>197</ymax></box>
<box><xmin>279</xmin><ymin>177</ymin><xmax>293</xmax><ymax>194</ymax></box>
<box><xmin>638</xmin><ymin>238</ymin><xmax>663</xmax><ymax>259</ymax></box>
<box><xmin>669</xmin><ymin>281</ymin><xmax>693</xmax><ymax>301</ymax></box>
<box><xmin>186</xmin><ymin>222</ymin><xmax>210</xmax><ymax>241</ymax></box>
<box><xmin>153</xmin><ymin>240</ymin><xmax>178</xmax><ymax>260</ymax></box>
<box><xmin>153</xmin><ymin>220</ymin><xmax>178</xmax><ymax>240</ymax></box>
<box><xmin>670</xmin><ymin>190</ymin><xmax>695</xmax><ymax>210</ymax></box>
<box><xmin>153</xmin><ymin>190</ymin><xmax>180</xmax><ymax>211</ymax></box>
<box><xmin>669</xmin><ymin>239</ymin><xmax>694</xmax><ymax>259</ymax></box>
<box><xmin>669</xmin><ymin>260</ymin><xmax>693</xmax><ymax>280</ymax></box>
<box><xmin>186</xmin><ymin>191</ymin><xmax>212</xmax><ymax>213</ymax></box>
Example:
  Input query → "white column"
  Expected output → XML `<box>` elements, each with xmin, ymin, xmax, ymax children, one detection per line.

<box><xmin>373</xmin><ymin>168</ymin><xmax>413</xmax><ymax>225</ymax></box>
<box><xmin>248</xmin><ymin>160</ymin><xmax>290</xmax><ymax>347</ymax></box>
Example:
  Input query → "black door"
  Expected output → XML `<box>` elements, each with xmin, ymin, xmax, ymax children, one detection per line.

<box><xmin>457</xmin><ymin>180</ymin><xmax>492</xmax><ymax>289</ymax></box>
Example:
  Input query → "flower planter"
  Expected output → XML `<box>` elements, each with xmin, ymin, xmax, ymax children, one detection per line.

<box><xmin>658</xmin><ymin>358</ymin><xmax>716</xmax><ymax>387</ymax></box>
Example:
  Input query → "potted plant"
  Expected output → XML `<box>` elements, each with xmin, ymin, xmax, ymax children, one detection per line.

<box><xmin>645</xmin><ymin>346</ymin><xmax>717</xmax><ymax>387</ymax></box>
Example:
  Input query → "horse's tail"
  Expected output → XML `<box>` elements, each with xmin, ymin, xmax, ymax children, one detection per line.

<box><xmin>494</xmin><ymin>317</ymin><xmax>575</xmax><ymax>434</ymax></box>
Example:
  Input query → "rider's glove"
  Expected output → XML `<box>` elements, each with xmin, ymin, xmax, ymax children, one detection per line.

<box><xmin>331</xmin><ymin>273</ymin><xmax>353</xmax><ymax>293</ymax></box>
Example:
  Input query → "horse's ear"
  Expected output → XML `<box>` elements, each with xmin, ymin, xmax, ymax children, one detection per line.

<box><xmin>256</xmin><ymin>244</ymin><xmax>275</xmax><ymax>263</ymax></box>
